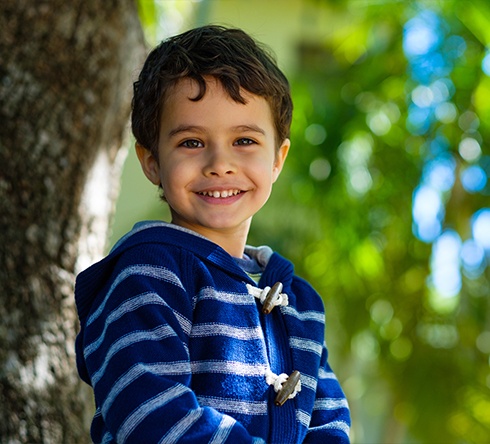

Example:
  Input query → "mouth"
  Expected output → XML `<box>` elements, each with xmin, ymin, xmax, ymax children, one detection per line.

<box><xmin>197</xmin><ymin>189</ymin><xmax>242</xmax><ymax>198</ymax></box>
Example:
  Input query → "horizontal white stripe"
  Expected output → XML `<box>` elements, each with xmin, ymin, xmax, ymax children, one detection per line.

<box><xmin>102</xmin><ymin>361</ymin><xmax>191</xmax><ymax>416</ymax></box>
<box><xmin>85</xmin><ymin>292</ymin><xmax>168</xmax><ymax>357</ymax></box>
<box><xmin>314</xmin><ymin>398</ymin><xmax>350</xmax><ymax>411</ymax></box>
<box><xmin>308</xmin><ymin>420</ymin><xmax>350</xmax><ymax>436</ymax></box>
<box><xmin>281</xmin><ymin>306</ymin><xmax>325</xmax><ymax>324</ymax></box>
<box><xmin>289</xmin><ymin>336</ymin><xmax>323</xmax><ymax>357</ymax></box>
<box><xmin>87</xmin><ymin>264</ymin><xmax>184</xmax><ymax>327</ymax></box>
<box><xmin>90</xmin><ymin>325</ymin><xmax>176</xmax><ymax>387</ymax></box>
<box><xmin>117</xmin><ymin>384</ymin><xmax>189</xmax><ymax>442</ymax></box>
<box><xmin>191</xmin><ymin>360</ymin><xmax>267</xmax><ymax>376</ymax></box>
<box><xmin>197</xmin><ymin>396</ymin><xmax>267</xmax><ymax>415</ymax></box>
<box><xmin>300</xmin><ymin>373</ymin><xmax>317</xmax><ymax>392</ymax></box>
<box><xmin>191</xmin><ymin>323</ymin><xmax>264</xmax><ymax>341</ymax></box>
<box><xmin>159</xmin><ymin>407</ymin><xmax>203</xmax><ymax>444</ymax></box>
<box><xmin>197</xmin><ymin>287</ymin><xmax>255</xmax><ymax>305</ymax></box>
<box><xmin>318</xmin><ymin>368</ymin><xmax>338</xmax><ymax>380</ymax></box>
<box><xmin>296</xmin><ymin>409</ymin><xmax>311</xmax><ymax>428</ymax></box>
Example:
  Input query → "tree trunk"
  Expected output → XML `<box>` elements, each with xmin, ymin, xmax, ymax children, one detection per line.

<box><xmin>0</xmin><ymin>1</ymin><xmax>145</xmax><ymax>442</ymax></box>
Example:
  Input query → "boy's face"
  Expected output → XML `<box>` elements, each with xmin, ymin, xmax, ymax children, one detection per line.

<box><xmin>137</xmin><ymin>76</ymin><xmax>289</xmax><ymax>250</ymax></box>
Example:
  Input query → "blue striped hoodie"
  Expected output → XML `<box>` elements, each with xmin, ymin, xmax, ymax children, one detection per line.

<box><xmin>75</xmin><ymin>221</ymin><xmax>350</xmax><ymax>443</ymax></box>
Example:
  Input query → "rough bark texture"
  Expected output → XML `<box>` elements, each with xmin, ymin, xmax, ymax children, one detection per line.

<box><xmin>0</xmin><ymin>1</ymin><xmax>145</xmax><ymax>442</ymax></box>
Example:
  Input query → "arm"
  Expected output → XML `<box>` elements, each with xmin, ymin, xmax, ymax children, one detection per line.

<box><xmin>304</xmin><ymin>344</ymin><xmax>351</xmax><ymax>443</ymax></box>
<box><xmin>81</xmin><ymin>252</ymin><xmax>263</xmax><ymax>444</ymax></box>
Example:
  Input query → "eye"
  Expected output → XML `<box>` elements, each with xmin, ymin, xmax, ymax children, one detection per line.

<box><xmin>235</xmin><ymin>138</ymin><xmax>256</xmax><ymax>146</ymax></box>
<box><xmin>180</xmin><ymin>139</ymin><xmax>204</xmax><ymax>149</ymax></box>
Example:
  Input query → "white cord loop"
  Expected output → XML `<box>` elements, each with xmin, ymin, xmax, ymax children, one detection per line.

<box><xmin>246</xmin><ymin>282</ymin><xmax>289</xmax><ymax>314</ymax></box>
<box><xmin>265</xmin><ymin>369</ymin><xmax>302</xmax><ymax>406</ymax></box>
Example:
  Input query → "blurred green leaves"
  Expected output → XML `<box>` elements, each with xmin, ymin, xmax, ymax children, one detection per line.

<box><xmin>253</xmin><ymin>0</ymin><xmax>490</xmax><ymax>442</ymax></box>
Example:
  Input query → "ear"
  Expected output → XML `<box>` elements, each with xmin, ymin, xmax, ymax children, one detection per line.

<box><xmin>135</xmin><ymin>143</ymin><xmax>161</xmax><ymax>186</ymax></box>
<box><xmin>272</xmin><ymin>138</ymin><xmax>290</xmax><ymax>182</ymax></box>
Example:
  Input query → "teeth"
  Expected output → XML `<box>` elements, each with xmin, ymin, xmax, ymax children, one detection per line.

<box><xmin>200</xmin><ymin>190</ymin><xmax>240</xmax><ymax>198</ymax></box>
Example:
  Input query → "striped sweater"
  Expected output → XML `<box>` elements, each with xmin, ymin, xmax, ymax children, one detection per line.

<box><xmin>75</xmin><ymin>221</ymin><xmax>350</xmax><ymax>443</ymax></box>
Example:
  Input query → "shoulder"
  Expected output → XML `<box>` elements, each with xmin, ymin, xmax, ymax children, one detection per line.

<box><xmin>289</xmin><ymin>274</ymin><xmax>325</xmax><ymax>315</ymax></box>
<box><xmin>115</xmin><ymin>240</ymin><xmax>186</xmax><ymax>271</ymax></box>
<box><xmin>75</xmin><ymin>223</ymin><xmax>208</xmax><ymax>319</ymax></box>
<box><xmin>105</xmin><ymin>221</ymin><xmax>221</xmax><ymax>279</ymax></box>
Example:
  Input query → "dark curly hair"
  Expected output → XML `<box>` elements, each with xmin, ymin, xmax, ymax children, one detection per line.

<box><xmin>131</xmin><ymin>25</ymin><xmax>293</xmax><ymax>158</ymax></box>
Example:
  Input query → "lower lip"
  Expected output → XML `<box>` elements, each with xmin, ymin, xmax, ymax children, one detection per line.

<box><xmin>196</xmin><ymin>192</ymin><xmax>245</xmax><ymax>204</ymax></box>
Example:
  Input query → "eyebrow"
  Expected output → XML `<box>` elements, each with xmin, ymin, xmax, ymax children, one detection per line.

<box><xmin>231</xmin><ymin>125</ymin><xmax>266</xmax><ymax>135</ymax></box>
<box><xmin>167</xmin><ymin>124</ymin><xmax>267</xmax><ymax>138</ymax></box>
<box><xmin>167</xmin><ymin>125</ymin><xmax>206</xmax><ymax>138</ymax></box>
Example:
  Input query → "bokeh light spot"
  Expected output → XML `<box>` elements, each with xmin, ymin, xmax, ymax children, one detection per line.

<box><xmin>352</xmin><ymin>330</ymin><xmax>380</xmax><ymax>361</ymax></box>
<box><xmin>309</xmin><ymin>158</ymin><xmax>332</xmax><ymax>181</ymax></box>
<box><xmin>350</xmin><ymin>167</ymin><xmax>373</xmax><ymax>195</ymax></box>
<box><xmin>404</xmin><ymin>11</ymin><xmax>441</xmax><ymax>57</ymax></box>
<box><xmin>407</xmin><ymin>105</ymin><xmax>432</xmax><ymax>135</ymax></box>
<box><xmin>380</xmin><ymin>318</ymin><xmax>403</xmax><ymax>341</ymax></box>
<box><xmin>459</xmin><ymin>138</ymin><xmax>481</xmax><ymax>162</ymax></box>
<box><xmin>423</xmin><ymin>156</ymin><xmax>455</xmax><ymax>192</ymax></box>
<box><xmin>435</xmin><ymin>102</ymin><xmax>457</xmax><ymax>123</ymax></box>
<box><xmin>461</xmin><ymin>239</ymin><xmax>486</xmax><ymax>278</ymax></box>
<box><xmin>412</xmin><ymin>185</ymin><xmax>443</xmax><ymax>242</ymax></box>
<box><xmin>411</xmin><ymin>85</ymin><xmax>433</xmax><ymax>107</ymax></box>
<box><xmin>418</xmin><ymin>323</ymin><xmax>459</xmax><ymax>348</ymax></box>
<box><xmin>476</xmin><ymin>331</ymin><xmax>490</xmax><ymax>354</ymax></box>
<box><xmin>430</xmin><ymin>230</ymin><xmax>462</xmax><ymax>298</ymax></box>
<box><xmin>370</xmin><ymin>299</ymin><xmax>394</xmax><ymax>325</ymax></box>
<box><xmin>390</xmin><ymin>337</ymin><xmax>413</xmax><ymax>361</ymax></box>
<box><xmin>458</xmin><ymin>110</ymin><xmax>479</xmax><ymax>131</ymax></box>
<box><xmin>482</xmin><ymin>51</ymin><xmax>490</xmax><ymax>76</ymax></box>
<box><xmin>305</xmin><ymin>123</ymin><xmax>327</xmax><ymax>145</ymax></box>
<box><xmin>461</xmin><ymin>165</ymin><xmax>487</xmax><ymax>193</ymax></box>
<box><xmin>472</xmin><ymin>209</ymin><xmax>490</xmax><ymax>250</ymax></box>
<box><xmin>367</xmin><ymin>111</ymin><xmax>392</xmax><ymax>136</ymax></box>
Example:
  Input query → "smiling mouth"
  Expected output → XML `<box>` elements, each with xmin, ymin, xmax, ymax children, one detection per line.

<box><xmin>197</xmin><ymin>190</ymin><xmax>242</xmax><ymax>198</ymax></box>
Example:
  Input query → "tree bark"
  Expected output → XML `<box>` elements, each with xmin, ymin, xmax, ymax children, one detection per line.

<box><xmin>0</xmin><ymin>1</ymin><xmax>145</xmax><ymax>442</ymax></box>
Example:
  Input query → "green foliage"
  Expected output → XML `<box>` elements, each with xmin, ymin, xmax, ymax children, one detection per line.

<box><xmin>251</xmin><ymin>0</ymin><xmax>490</xmax><ymax>442</ymax></box>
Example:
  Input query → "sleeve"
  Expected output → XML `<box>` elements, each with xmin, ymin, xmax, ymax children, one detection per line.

<box><xmin>80</xmin><ymin>248</ymin><xmax>264</xmax><ymax>444</ymax></box>
<box><xmin>304</xmin><ymin>344</ymin><xmax>351</xmax><ymax>443</ymax></box>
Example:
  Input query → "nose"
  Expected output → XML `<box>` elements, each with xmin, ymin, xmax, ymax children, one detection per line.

<box><xmin>203</xmin><ymin>145</ymin><xmax>237</xmax><ymax>177</ymax></box>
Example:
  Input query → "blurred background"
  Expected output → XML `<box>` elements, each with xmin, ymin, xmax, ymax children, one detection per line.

<box><xmin>112</xmin><ymin>1</ymin><xmax>490</xmax><ymax>442</ymax></box>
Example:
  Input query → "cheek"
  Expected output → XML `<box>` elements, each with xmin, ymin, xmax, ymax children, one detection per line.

<box><xmin>160</xmin><ymin>160</ymin><xmax>187</xmax><ymax>187</ymax></box>
<box><xmin>254</xmin><ymin>167</ymin><xmax>277</xmax><ymax>193</ymax></box>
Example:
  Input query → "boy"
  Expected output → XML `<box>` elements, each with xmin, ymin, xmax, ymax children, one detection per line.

<box><xmin>75</xmin><ymin>25</ymin><xmax>350</xmax><ymax>443</ymax></box>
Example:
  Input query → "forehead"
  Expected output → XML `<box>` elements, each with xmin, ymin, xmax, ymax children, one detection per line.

<box><xmin>160</xmin><ymin>77</ymin><xmax>274</xmax><ymax>130</ymax></box>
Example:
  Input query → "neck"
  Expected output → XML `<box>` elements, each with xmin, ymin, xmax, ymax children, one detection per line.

<box><xmin>209</xmin><ymin>231</ymin><xmax>247</xmax><ymax>257</ymax></box>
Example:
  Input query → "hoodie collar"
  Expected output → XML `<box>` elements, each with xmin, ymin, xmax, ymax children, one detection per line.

<box><xmin>76</xmin><ymin>221</ymin><xmax>295</xmax><ymax>321</ymax></box>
